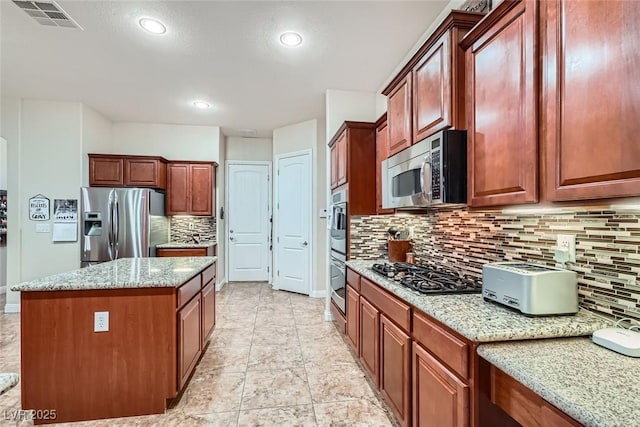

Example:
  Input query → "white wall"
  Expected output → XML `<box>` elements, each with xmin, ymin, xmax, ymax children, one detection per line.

<box><xmin>226</xmin><ymin>137</ymin><xmax>272</xmax><ymax>161</ymax></box>
<box><xmin>81</xmin><ymin>105</ymin><xmax>112</xmax><ymax>185</ymax></box>
<box><xmin>325</xmin><ymin>89</ymin><xmax>378</xmax><ymax>142</ymax></box>
<box><xmin>273</xmin><ymin>119</ymin><xmax>327</xmax><ymax>296</ymax></box>
<box><xmin>0</xmin><ymin>138</ymin><xmax>6</xmax><ymax>189</ymax></box>
<box><xmin>111</xmin><ymin>123</ymin><xmax>220</xmax><ymax>161</ymax></box>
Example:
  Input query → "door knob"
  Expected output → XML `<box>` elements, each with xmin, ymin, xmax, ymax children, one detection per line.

<box><xmin>230</xmin><ymin>237</ymin><xmax>235</xmax><ymax>241</ymax></box>
<box><xmin>302</xmin><ymin>241</ymin><xmax>308</xmax><ymax>247</ymax></box>
<box><xmin>230</xmin><ymin>230</ymin><xmax>234</xmax><ymax>233</ymax></box>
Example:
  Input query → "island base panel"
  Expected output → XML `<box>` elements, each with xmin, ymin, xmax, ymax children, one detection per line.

<box><xmin>20</xmin><ymin>288</ymin><xmax>177</xmax><ymax>425</ymax></box>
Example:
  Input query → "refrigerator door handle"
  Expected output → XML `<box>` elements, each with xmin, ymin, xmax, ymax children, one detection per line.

<box><xmin>107</xmin><ymin>196</ymin><xmax>114</xmax><ymax>260</ymax></box>
<box><xmin>114</xmin><ymin>198</ymin><xmax>120</xmax><ymax>259</ymax></box>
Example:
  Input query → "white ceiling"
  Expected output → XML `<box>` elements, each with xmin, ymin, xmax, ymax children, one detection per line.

<box><xmin>1</xmin><ymin>1</ymin><xmax>449</xmax><ymax>137</ymax></box>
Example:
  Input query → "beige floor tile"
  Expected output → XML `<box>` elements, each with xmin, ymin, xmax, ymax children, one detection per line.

<box><xmin>209</xmin><ymin>328</ymin><xmax>254</xmax><ymax>348</ymax></box>
<box><xmin>241</xmin><ymin>368</ymin><xmax>312</xmax><ymax>410</ymax></box>
<box><xmin>296</xmin><ymin>323</ymin><xmax>342</xmax><ymax>341</ymax></box>
<box><xmin>177</xmin><ymin>371</ymin><xmax>245</xmax><ymax>415</ymax></box>
<box><xmin>314</xmin><ymin>400</ymin><xmax>393</xmax><ymax>427</ymax></box>
<box><xmin>237</xmin><ymin>405</ymin><xmax>316</xmax><ymax>427</ymax></box>
<box><xmin>247</xmin><ymin>344</ymin><xmax>303</xmax><ymax>371</ymax></box>
<box><xmin>251</xmin><ymin>325</ymin><xmax>298</xmax><ymax>346</ymax></box>
<box><xmin>301</xmin><ymin>337</ymin><xmax>357</xmax><ymax>364</ymax></box>
<box><xmin>293</xmin><ymin>311</ymin><xmax>327</xmax><ymax>326</ymax></box>
<box><xmin>215</xmin><ymin>313</ymin><xmax>256</xmax><ymax>329</ymax></box>
<box><xmin>254</xmin><ymin>313</ymin><xmax>295</xmax><ymax>327</ymax></box>
<box><xmin>306</xmin><ymin>364</ymin><xmax>377</xmax><ymax>404</ymax></box>
<box><xmin>197</xmin><ymin>345</ymin><xmax>251</xmax><ymax>373</ymax></box>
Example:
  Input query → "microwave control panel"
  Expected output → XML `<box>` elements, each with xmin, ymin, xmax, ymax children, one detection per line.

<box><xmin>431</xmin><ymin>150</ymin><xmax>441</xmax><ymax>200</ymax></box>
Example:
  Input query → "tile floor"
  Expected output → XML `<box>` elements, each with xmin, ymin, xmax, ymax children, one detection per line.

<box><xmin>0</xmin><ymin>284</ymin><xmax>396</xmax><ymax>426</ymax></box>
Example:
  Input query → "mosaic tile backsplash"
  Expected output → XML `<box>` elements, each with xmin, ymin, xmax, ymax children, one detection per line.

<box><xmin>350</xmin><ymin>207</ymin><xmax>640</xmax><ymax>322</ymax></box>
<box><xmin>170</xmin><ymin>216</ymin><xmax>216</xmax><ymax>243</ymax></box>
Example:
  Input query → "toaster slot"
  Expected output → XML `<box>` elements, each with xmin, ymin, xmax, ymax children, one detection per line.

<box><xmin>502</xmin><ymin>296</ymin><xmax>520</xmax><ymax>308</ymax></box>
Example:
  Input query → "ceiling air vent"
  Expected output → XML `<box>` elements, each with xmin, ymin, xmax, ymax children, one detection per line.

<box><xmin>12</xmin><ymin>0</ymin><xmax>83</xmax><ymax>30</ymax></box>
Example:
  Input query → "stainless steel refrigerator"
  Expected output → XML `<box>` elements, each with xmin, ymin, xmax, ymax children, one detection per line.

<box><xmin>80</xmin><ymin>187</ymin><xmax>169</xmax><ymax>267</ymax></box>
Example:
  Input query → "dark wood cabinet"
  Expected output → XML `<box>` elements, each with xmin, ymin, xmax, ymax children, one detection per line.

<box><xmin>375</xmin><ymin>115</ymin><xmax>394</xmax><ymax>215</ymax></box>
<box><xmin>346</xmin><ymin>284</ymin><xmax>360</xmax><ymax>352</ymax></box>
<box><xmin>359</xmin><ymin>297</ymin><xmax>380</xmax><ymax>386</ymax></box>
<box><xmin>328</xmin><ymin>121</ymin><xmax>377</xmax><ymax>217</ymax></box>
<box><xmin>462</xmin><ymin>0</ymin><xmax>539</xmax><ymax>207</ymax></box>
<box><xmin>380</xmin><ymin>314</ymin><xmax>411</xmax><ymax>427</ymax></box>
<box><xmin>201</xmin><ymin>279</ymin><xmax>216</xmax><ymax>348</ymax></box>
<box><xmin>177</xmin><ymin>292</ymin><xmax>202</xmax><ymax>390</ymax></box>
<box><xmin>157</xmin><ymin>246</ymin><xmax>216</xmax><ymax>257</ymax></box>
<box><xmin>166</xmin><ymin>162</ymin><xmax>216</xmax><ymax>216</ymax></box>
<box><xmin>89</xmin><ymin>154</ymin><xmax>167</xmax><ymax>189</ymax></box>
<box><xmin>387</xmin><ymin>74</ymin><xmax>413</xmax><ymax>157</ymax></box>
<box><xmin>542</xmin><ymin>0</ymin><xmax>640</xmax><ymax>201</ymax></box>
<box><xmin>413</xmin><ymin>342</ymin><xmax>469</xmax><ymax>427</ymax></box>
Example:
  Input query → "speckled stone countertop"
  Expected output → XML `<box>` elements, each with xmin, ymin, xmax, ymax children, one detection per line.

<box><xmin>346</xmin><ymin>260</ymin><xmax>611</xmax><ymax>342</ymax></box>
<box><xmin>0</xmin><ymin>373</ymin><xmax>19</xmax><ymax>395</ymax></box>
<box><xmin>478</xmin><ymin>338</ymin><xmax>640</xmax><ymax>427</ymax></box>
<box><xmin>156</xmin><ymin>241</ymin><xmax>217</xmax><ymax>249</ymax></box>
<box><xmin>12</xmin><ymin>257</ymin><xmax>217</xmax><ymax>292</ymax></box>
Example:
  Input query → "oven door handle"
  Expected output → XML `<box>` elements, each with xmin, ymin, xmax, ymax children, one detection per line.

<box><xmin>420</xmin><ymin>154</ymin><xmax>433</xmax><ymax>203</ymax></box>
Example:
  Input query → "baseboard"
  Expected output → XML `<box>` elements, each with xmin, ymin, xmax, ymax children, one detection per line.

<box><xmin>310</xmin><ymin>290</ymin><xmax>326</xmax><ymax>298</ymax></box>
<box><xmin>215</xmin><ymin>276</ymin><xmax>227</xmax><ymax>292</ymax></box>
<box><xmin>4</xmin><ymin>303</ymin><xmax>19</xmax><ymax>313</ymax></box>
<box><xmin>324</xmin><ymin>310</ymin><xmax>334</xmax><ymax>321</ymax></box>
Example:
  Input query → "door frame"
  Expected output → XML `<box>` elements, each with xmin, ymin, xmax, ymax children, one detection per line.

<box><xmin>225</xmin><ymin>160</ymin><xmax>273</xmax><ymax>284</ymax></box>
<box><xmin>273</xmin><ymin>149</ymin><xmax>313</xmax><ymax>294</ymax></box>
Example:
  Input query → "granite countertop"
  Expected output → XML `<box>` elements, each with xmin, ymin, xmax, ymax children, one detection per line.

<box><xmin>12</xmin><ymin>257</ymin><xmax>217</xmax><ymax>292</ymax></box>
<box><xmin>0</xmin><ymin>373</ymin><xmax>19</xmax><ymax>395</ymax></box>
<box><xmin>156</xmin><ymin>241</ymin><xmax>217</xmax><ymax>249</ymax></box>
<box><xmin>478</xmin><ymin>338</ymin><xmax>640</xmax><ymax>427</ymax></box>
<box><xmin>346</xmin><ymin>260</ymin><xmax>611</xmax><ymax>342</ymax></box>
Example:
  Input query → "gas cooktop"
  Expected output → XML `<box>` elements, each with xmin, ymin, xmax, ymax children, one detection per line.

<box><xmin>371</xmin><ymin>262</ymin><xmax>482</xmax><ymax>295</ymax></box>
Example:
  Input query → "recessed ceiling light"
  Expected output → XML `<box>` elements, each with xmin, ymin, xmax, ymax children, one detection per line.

<box><xmin>192</xmin><ymin>101</ymin><xmax>211</xmax><ymax>109</ymax></box>
<box><xmin>279</xmin><ymin>31</ymin><xmax>303</xmax><ymax>47</ymax></box>
<box><xmin>138</xmin><ymin>17</ymin><xmax>166</xmax><ymax>35</ymax></box>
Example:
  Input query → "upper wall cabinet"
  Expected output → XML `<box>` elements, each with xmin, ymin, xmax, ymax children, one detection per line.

<box><xmin>89</xmin><ymin>154</ymin><xmax>167</xmax><ymax>190</ymax></box>
<box><xmin>383</xmin><ymin>11</ymin><xmax>484</xmax><ymax>158</ymax></box>
<box><xmin>166</xmin><ymin>162</ymin><xmax>216</xmax><ymax>216</ymax></box>
<box><xmin>461</xmin><ymin>0</ymin><xmax>539</xmax><ymax>207</ymax></box>
<box><xmin>375</xmin><ymin>115</ymin><xmax>394</xmax><ymax>215</ymax></box>
<box><xmin>328</xmin><ymin>121</ymin><xmax>377</xmax><ymax>215</ymax></box>
<box><xmin>542</xmin><ymin>0</ymin><xmax>640</xmax><ymax>201</ymax></box>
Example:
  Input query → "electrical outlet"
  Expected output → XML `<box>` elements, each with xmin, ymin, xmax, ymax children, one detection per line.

<box><xmin>556</xmin><ymin>234</ymin><xmax>576</xmax><ymax>262</ymax></box>
<box><xmin>188</xmin><ymin>223</ymin><xmax>194</xmax><ymax>230</ymax></box>
<box><xmin>94</xmin><ymin>311</ymin><xmax>109</xmax><ymax>332</ymax></box>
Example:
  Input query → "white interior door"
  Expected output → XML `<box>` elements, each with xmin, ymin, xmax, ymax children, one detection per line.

<box><xmin>228</xmin><ymin>163</ymin><xmax>271</xmax><ymax>282</ymax></box>
<box><xmin>275</xmin><ymin>151</ymin><xmax>311</xmax><ymax>295</ymax></box>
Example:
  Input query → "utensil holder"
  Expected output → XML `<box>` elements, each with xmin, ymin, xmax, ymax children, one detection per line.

<box><xmin>388</xmin><ymin>239</ymin><xmax>412</xmax><ymax>262</ymax></box>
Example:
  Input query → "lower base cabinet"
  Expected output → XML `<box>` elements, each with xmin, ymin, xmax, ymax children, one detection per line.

<box><xmin>178</xmin><ymin>294</ymin><xmax>202</xmax><ymax>389</ymax></box>
<box><xmin>413</xmin><ymin>342</ymin><xmax>469</xmax><ymax>427</ymax></box>
<box><xmin>201</xmin><ymin>279</ymin><xmax>216</xmax><ymax>347</ymax></box>
<box><xmin>380</xmin><ymin>314</ymin><xmax>411</xmax><ymax>427</ymax></box>
<box><xmin>346</xmin><ymin>285</ymin><xmax>360</xmax><ymax>351</ymax></box>
<box><xmin>359</xmin><ymin>297</ymin><xmax>380</xmax><ymax>386</ymax></box>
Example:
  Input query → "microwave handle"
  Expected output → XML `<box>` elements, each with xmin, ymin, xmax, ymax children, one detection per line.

<box><xmin>420</xmin><ymin>154</ymin><xmax>433</xmax><ymax>202</ymax></box>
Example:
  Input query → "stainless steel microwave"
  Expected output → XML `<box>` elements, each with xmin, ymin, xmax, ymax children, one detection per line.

<box><xmin>381</xmin><ymin>129</ymin><xmax>467</xmax><ymax>209</ymax></box>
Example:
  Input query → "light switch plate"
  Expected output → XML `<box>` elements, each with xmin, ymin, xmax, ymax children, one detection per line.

<box><xmin>319</xmin><ymin>209</ymin><xmax>327</xmax><ymax>218</ymax></box>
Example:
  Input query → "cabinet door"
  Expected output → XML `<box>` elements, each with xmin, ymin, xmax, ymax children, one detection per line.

<box><xmin>413</xmin><ymin>342</ymin><xmax>468</xmax><ymax>427</ymax></box>
<box><xmin>466</xmin><ymin>0</ymin><xmax>538</xmax><ymax>207</ymax></box>
<box><xmin>543</xmin><ymin>0</ymin><xmax>640</xmax><ymax>201</ymax></box>
<box><xmin>359</xmin><ymin>297</ymin><xmax>379</xmax><ymax>386</ymax></box>
<box><xmin>89</xmin><ymin>156</ymin><xmax>124</xmax><ymax>186</ymax></box>
<box><xmin>380</xmin><ymin>315</ymin><xmax>411</xmax><ymax>427</ymax></box>
<box><xmin>336</xmin><ymin>131</ymin><xmax>348</xmax><ymax>186</ymax></box>
<box><xmin>346</xmin><ymin>285</ymin><xmax>360</xmax><ymax>352</ymax></box>
<box><xmin>201</xmin><ymin>279</ymin><xmax>216</xmax><ymax>347</ymax></box>
<box><xmin>376</xmin><ymin>120</ymin><xmax>394</xmax><ymax>214</ymax></box>
<box><xmin>178</xmin><ymin>294</ymin><xmax>202</xmax><ymax>389</ymax></box>
<box><xmin>190</xmin><ymin>164</ymin><xmax>213</xmax><ymax>216</ymax></box>
<box><xmin>413</xmin><ymin>31</ymin><xmax>451</xmax><ymax>142</ymax></box>
<box><xmin>124</xmin><ymin>158</ymin><xmax>166</xmax><ymax>189</ymax></box>
<box><xmin>167</xmin><ymin>163</ymin><xmax>190</xmax><ymax>215</ymax></box>
<box><xmin>330</xmin><ymin>144</ymin><xmax>339</xmax><ymax>189</ymax></box>
<box><xmin>388</xmin><ymin>74</ymin><xmax>413</xmax><ymax>156</ymax></box>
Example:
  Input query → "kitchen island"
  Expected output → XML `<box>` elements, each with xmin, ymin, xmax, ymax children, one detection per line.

<box><xmin>11</xmin><ymin>257</ymin><xmax>217</xmax><ymax>425</ymax></box>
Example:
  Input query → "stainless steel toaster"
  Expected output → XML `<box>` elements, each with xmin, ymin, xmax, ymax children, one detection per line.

<box><xmin>482</xmin><ymin>262</ymin><xmax>578</xmax><ymax>316</ymax></box>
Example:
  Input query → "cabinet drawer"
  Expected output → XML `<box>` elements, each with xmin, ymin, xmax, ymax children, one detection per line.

<box><xmin>346</xmin><ymin>268</ymin><xmax>360</xmax><ymax>292</ymax></box>
<box><xmin>413</xmin><ymin>311</ymin><xmax>469</xmax><ymax>379</ymax></box>
<box><xmin>157</xmin><ymin>248</ymin><xmax>208</xmax><ymax>257</ymax></box>
<box><xmin>202</xmin><ymin>263</ymin><xmax>216</xmax><ymax>286</ymax></box>
<box><xmin>360</xmin><ymin>277</ymin><xmax>410</xmax><ymax>332</ymax></box>
<box><xmin>177</xmin><ymin>275</ymin><xmax>201</xmax><ymax>308</ymax></box>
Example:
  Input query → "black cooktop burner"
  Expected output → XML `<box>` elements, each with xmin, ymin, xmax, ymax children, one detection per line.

<box><xmin>371</xmin><ymin>262</ymin><xmax>482</xmax><ymax>295</ymax></box>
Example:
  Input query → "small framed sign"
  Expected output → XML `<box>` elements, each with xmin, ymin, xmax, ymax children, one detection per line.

<box><xmin>29</xmin><ymin>194</ymin><xmax>50</xmax><ymax>221</ymax></box>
